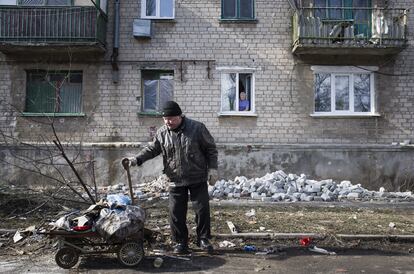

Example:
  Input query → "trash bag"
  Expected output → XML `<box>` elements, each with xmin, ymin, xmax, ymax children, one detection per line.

<box><xmin>106</xmin><ymin>194</ymin><xmax>132</xmax><ymax>208</ymax></box>
<box><xmin>95</xmin><ymin>205</ymin><xmax>145</xmax><ymax>242</ymax></box>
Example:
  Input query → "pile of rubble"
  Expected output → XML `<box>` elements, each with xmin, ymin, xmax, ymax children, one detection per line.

<box><xmin>210</xmin><ymin>170</ymin><xmax>414</xmax><ymax>202</ymax></box>
<box><xmin>101</xmin><ymin>170</ymin><xmax>413</xmax><ymax>203</ymax></box>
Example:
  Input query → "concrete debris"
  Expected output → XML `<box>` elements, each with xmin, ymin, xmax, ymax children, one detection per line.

<box><xmin>308</xmin><ymin>246</ymin><xmax>336</xmax><ymax>255</ymax></box>
<box><xmin>208</xmin><ymin>170</ymin><xmax>414</xmax><ymax>203</ymax></box>
<box><xmin>13</xmin><ymin>231</ymin><xmax>23</xmax><ymax>243</ymax></box>
<box><xmin>245</xmin><ymin>209</ymin><xmax>256</xmax><ymax>218</ymax></box>
<box><xmin>219</xmin><ymin>240</ymin><xmax>236</xmax><ymax>248</ymax></box>
<box><xmin>99</xmin><ymin>170</ymin><xmax>414</xmax><ymax>203</ymax></box>
<box><xmin>227</xmin><ymin>221</ymin><xmax>238</xmax><ymax>234</ymax></box>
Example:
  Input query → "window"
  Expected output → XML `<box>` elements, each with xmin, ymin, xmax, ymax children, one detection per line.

<box><xmin>220</xmin><ymin>71</ymin><xmax>255</xmax><ymax>115</ymax></box>
<box><xmin>222</xmin><ymin>0</ymin><xmax>255</xmax><ymax>20</ymax></box>
<box><xmin>141</xmin><ymin>0</ymin><xmax>174</xmax><ymax>19</ymax></box>
<box><xmin>18</xmin><ymin>0</ymin><xmax>71</xmax><ymax>6</ymax></box>
<box><xmin>25</xmin><ymin>70</ymin><xmax>83</xmax><ymax>114</ymax></box>
<box><xmin>312</xmin><ymin>66</ymin><xmax>377</xmax><ymax>116</ymax></box>
<box><xmin>141</xmin><ymin>70</ymin><xmax>174</xmax><ymax>114</ymax></box>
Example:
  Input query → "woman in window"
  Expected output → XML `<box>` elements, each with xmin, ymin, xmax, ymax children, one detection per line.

<box><xmin>239</xmin><ymin>91</ymin><xmax>250</xmax><ymax>111</ymax></box>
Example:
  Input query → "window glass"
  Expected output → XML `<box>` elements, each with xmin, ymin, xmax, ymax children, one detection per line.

<box><xmin>354</xmin><ymin>74</ymin><xmax>370</xmax><ymax>112</ymax></box>
<box><xmin>221</xmin><ymin>73</ymin><xmax>236</xmax><ymax>111</ymax></box>
<box><xmin>240</xmin><ymin>0</ymin><xmax>253</xmax><ymax>18</ymax></box>
<box><xmin>142</xmin><ymin>71</ymin><xmax>174</xmax><ymax>113</ymax></box>
<box><xmin>19</xmin><ymin>0</ymin><xmax>44</xmax><ymax>5</ymax></box>
<box><xmin>315</xmin><ymin>73</ymin><xmax>331</xmax><ymax>112</ymax></box>
<box><xmin>47</xmin><ymin>0</ymin><xmax>70</xmax><ymax>6</ymax></box>
<box><xmin>60</xmin><ymin>83</ymin><xmax>82</xmax><ymax>113</ymax></box>
<box><xmin>328</xmin><ymin>0</ymin><xmax>342</xmax><ymax>19</ymax></box>
<box><xmin>335</xmin><ymin>75</ymin><xmax>350</xmax><ymax>111</ymax></box>
<box><xmin>146</xmin><ymin>0</ymin><xmax>156</xmax><ymax>16</ymax></box>
<box><xmin>223</xmin><ymin>0</ymin><xmax>237</xmax><ymax>18</ymax></box>
<box><xmin>160</xmin><ymin>0</ymin><xmax>173</xmax><ymax>17</ymax></box>
<box><xmin>159</xmin><ymin>73</ymin><xmax>174</xmax><ymax>109</ymax></box>
<box><xmin>143</xmin><ymin>79</ymin><xmax>158</xmax><ymax>111</ymax></box>
<box><xmin>314</xmin><ymin>0</ymin><xmax>326</xmax><ymax>18</ymax></box>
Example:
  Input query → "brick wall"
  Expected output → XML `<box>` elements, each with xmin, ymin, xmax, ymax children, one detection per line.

<box><xmin>0</xmin><ymin>0</ymin><xmax>413</xmax><ymax>188</ymax></box>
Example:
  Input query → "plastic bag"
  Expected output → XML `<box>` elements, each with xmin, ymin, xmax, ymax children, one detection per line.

<box><xmin>95</xmin><ymin>205</ymin><xmax>145</xmax><ymax>241</ymax></box>
<box><xmin>106</xmin><ymin>194</ymin><xmax>132</xmax><ymax>208</ymax></box>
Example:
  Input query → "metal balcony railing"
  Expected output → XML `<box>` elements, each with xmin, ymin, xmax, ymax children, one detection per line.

<box><xmin>0</xmin><ymin>6</ymin><xmax>107</xmax><ymax>46</ymax></box>
<box><xmin>292</xmin><ymin>7</ymin><xmax>407</xmax><ymax>49</ymax></box>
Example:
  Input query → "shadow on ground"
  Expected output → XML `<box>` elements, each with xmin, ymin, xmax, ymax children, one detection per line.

<box><xmin>77</xmin><ymin>254</ymin><xmax>226</xmax><ymax>272</ymax></box>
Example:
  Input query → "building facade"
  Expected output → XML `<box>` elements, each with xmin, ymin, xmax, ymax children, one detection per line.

<box><xmin>0</xmin><ymin>0</ymin><xmax>413</xmax><ymax>191</ymax></box>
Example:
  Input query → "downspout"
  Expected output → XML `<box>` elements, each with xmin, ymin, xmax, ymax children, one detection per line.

<box><xmin>111</xmin><ymin>0</ymin><xmax>120</xmax><ymax>84</ymax></box>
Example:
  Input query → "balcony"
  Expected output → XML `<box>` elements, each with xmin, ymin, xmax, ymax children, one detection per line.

<box><xmin>0</xmin><ymin>6</ymin><xmax>107</xmax><ymax>56</ymax></box>
<box><xmin>292</xmin><ymin>7</ymin><xmax>408</xmax><ymax>58</ymax></box>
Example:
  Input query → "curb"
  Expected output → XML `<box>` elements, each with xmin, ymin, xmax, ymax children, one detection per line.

<box><xmin>214</xmin><ymin>233</ymin><xmax>414</xmax><ymax>241</ymax></box>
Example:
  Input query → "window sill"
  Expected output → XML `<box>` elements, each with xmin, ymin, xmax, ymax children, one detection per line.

<box><xmin>138</xmin><ymin>111</ymin><xmax>162</xmax><ymax>117</ymax></box>
<box><xmin>218</xmin><ymin>112</ymin><xmax>258</xmax><ymax>117</ymax></box>
<box><xmin>142</xmin><ymin>18</ymin><xmax>176</xmax><ymax>23</ymax></box>
<box><xmin>219</xmin><ymin>18</ymin><xmax>258</xmax><ymax>24</ymax></box>
<box><xmin>310</xmin><ymin>113</ymin><xmax>381</xmax><ymax>118</ymax></box>
<box><xmin>22</xmin><ymin>112</ymin><xmax>85</xmax><ymax>117</ymax></box>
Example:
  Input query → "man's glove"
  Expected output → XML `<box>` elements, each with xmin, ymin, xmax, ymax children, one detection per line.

<box><xmin>121</xmin><ymin>157</ymin><xmax>141</xmax><ymax>169</ymax></box>
<box><xmin>208</xmin><ymin>169</ymin><xmax>218</xmax><ymax>186</ymax></box>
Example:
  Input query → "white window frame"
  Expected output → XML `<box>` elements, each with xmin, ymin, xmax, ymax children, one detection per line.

<box><xmin>141</xmin><ymin>0</ymin><xmax>175</xmax><ymax>19</ymax></box>
<box><xmin>311</xmin><ymin>66</ymin><xmax>379</xmax><ymax>117</ymax></box>
<box><xmin>217</xmin><ymin>66</ymin><xmax>257</xmax><ymax>117</ymax></box>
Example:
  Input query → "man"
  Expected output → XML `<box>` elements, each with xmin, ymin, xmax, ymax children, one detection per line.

<box><xmin>122</xmin><ymin>101</ymin><xmax>218</xmax><ymax>254</ymax></box>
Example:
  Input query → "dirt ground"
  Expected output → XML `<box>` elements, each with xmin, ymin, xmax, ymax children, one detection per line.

<box><xmin>1</xmin><ymin>186</ymin><xmax>414</xmax><ymax>258</ymax></box>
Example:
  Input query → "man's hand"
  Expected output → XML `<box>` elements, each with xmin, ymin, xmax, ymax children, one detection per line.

<box><xmin>208</xmin><ymin>169</ymin><xmax>218</xmax><ymax>186</ymax></box>
<box><xmin>121</xmin><ymin>157</ymin><xmax>138</xmax><ymax>170</ymax></box>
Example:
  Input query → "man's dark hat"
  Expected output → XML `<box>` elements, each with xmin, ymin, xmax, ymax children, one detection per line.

<box><xmin>162</xmin><ymin>101</ymin><xmax>182</xmax><ymax>117</ymax></box>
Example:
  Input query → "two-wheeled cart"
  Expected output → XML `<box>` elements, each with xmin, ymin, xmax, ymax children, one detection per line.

<box><xmin>46</xmin><ymin>228</ymin><xmax>145</xmax><ymax>269</ymax></box>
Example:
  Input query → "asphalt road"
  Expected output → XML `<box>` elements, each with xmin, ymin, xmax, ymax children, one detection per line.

<box><xmin>1</xmin><ymin>248</ymin><xmax>413</xmax><ymax>274</ymax></box>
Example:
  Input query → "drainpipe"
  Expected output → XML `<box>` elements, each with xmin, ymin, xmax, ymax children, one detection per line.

<box><xmin>111</xmin><ymin>0</ymin><xmax>120</xmax><ymax>84</ymax></box>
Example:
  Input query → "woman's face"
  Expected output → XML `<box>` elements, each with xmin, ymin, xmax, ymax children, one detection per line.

<box><xmin>240</xmin><ymin>92</ymin><xmax>246</xmax><ymax>100</ymax></box>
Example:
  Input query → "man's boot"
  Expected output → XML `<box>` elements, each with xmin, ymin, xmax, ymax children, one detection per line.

<box><xmin>198</xmin><ymin>238</ymin><xmax>213</xmax><ymax>253</ymax></box>
<box><xmin>173</xmin><ymin>242</ymin><xmax>189</xmax><ymax>255</ymax></box>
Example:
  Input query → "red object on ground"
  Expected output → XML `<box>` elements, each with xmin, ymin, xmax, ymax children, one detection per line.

<box><xmin>299</xmin><ymin>237</ymin><xmax>312</xmax><ymax>247</ymax></box>
<box><xmin>72</xmin><ymin>225</ymin><xmax>92</xmax><ymax>231</ymax></box>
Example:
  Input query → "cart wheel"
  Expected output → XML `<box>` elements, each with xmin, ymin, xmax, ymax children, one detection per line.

<box><xmin>55</xmin><ymin>247</ymin><xmax>79</xmax><ymax>269</ymax></box>
<box><xmin>117</xmin><ymin>242</ymin><xmax>144</xmax><ymax>267</ymax></box>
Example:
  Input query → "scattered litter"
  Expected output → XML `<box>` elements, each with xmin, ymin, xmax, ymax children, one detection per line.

<box><xmin>255</xmin><ymin>246</ymin><xmax>280</xmax><ymax>255</ymax></box>
<box><xmin>13</xmin><ymin>231</ymin><xmax>23</xmax><ymax>243</ymax></box>
<box><xmin>219</xmin><ymin>240</ymin><xmax>236</xmax><ymax>248</ymax></box>
<box><xmin>309</xmin><ymin>246</ymin><xmax>336</xmax><ymax>255</ymax></box>
<box><xmin>244</xmin><ymin>245</ymin><xmax>257</xmax><ymax>252</ymax></box>
<box><xmin>299</xmin><ymin>237</ymin><xmax>312</xmax><ymax>247</ymax></box>
<box><xmin>259</xmin><ymin>226</ymin><xmax>265</xmax><ymax>231</ymax></box>
<box><xmin>245</xmin><ymin>209</ymin><xmax>256</xmax><ymax>218</ymax></box>
<box><xmin>227</xmin><ymin>221</ymin><xmax>238</xmax><ymax>234</ymax></box>
<box><xmin>389</xmin><ymin>222</ymin><xmax>396</xmax><ymax>229</ymax></box>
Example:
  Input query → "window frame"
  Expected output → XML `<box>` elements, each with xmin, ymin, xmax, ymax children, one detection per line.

<box><xmin>311</xmin><ymin>66</ymin><xmax>379</xmax><ymax>117</ymax></box>
<box><xmin>23</xmin><ymin>70</ymin><xmax>84</xmax><ymax>116</ymax></box>
<box><xmin>218</xmin><ymin>67</ymin><xmax>256</xmax><ymax>117</ymax></box>
<box><xmin>141</xmin><ymin>0</ymin><xmax>175</xmax><ymax>20</ymax></box>
<box><xmin>221</xmin><ymin>0</ymin><xmax>255</xmax><ymax>20</ymax></box>
<box><xmin>140</xmin><ymin>70</ymin><xmax>174</xmax><ymax>115</ymax></box>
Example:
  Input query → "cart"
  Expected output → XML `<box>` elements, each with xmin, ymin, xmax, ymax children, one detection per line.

<box><xmin>46</xmin><ymin>226</ymin><xmax>145</xmax><ymax>269</ymax></box>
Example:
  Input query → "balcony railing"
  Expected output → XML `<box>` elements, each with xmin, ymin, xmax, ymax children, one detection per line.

<box><xmin>0</xmin><ymin>6</ymin><xmax>107</xmax><ymax>47</ymax></box>
<box><xmin>292</xmin><ymin>7</ymin><xmax>408</xmax><ymax>54</ymax></box>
